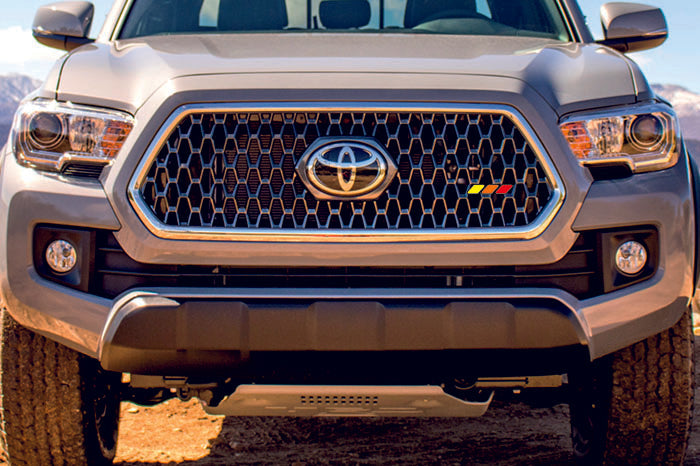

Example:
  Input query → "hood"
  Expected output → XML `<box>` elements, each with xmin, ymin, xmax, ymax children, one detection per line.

<box><xmin>56</xmin><ymin>33</ymin><xmax>644</xmax><ymax>115</ymax></box>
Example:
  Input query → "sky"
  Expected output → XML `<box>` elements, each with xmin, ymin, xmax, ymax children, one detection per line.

<box><xmin>0</xmin><ymin>0</ymin><xmax>698</xmax><ymax>92</ymax></box>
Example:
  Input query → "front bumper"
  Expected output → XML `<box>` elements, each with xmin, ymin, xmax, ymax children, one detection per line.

<box><xmin>0</xmin><ymin>138</ymin><xmax>695</xmax><ymax>376</ymax></box>
<box><xmin>99</xmin><ymin>289</ymin><xmax>588</xmax><ymax>374</ymax></box>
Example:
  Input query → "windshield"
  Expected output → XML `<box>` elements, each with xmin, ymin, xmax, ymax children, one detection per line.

<box><xmin>119</xmin><ymin>0</ymin><xmax>571</xmax><ymax>41</ymax></box>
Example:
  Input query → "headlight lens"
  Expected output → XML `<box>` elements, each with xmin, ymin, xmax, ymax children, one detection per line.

<box><xmin>559</xmin><ymin>104</ymin><xmax>680</xmax><ymax>173</ymax></box>
<box><xmin>13</xmin><ymin>100</ymin><xmax>134</xmax><ymax>172</ymax></box>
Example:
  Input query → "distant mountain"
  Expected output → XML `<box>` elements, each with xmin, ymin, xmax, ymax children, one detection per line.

<box><xmin>0</xmin><ymin>74</ymin><xmax>40</xmax><ymax>119</ymax></box>
<box><xmin>687</xmin><ymin>139</ymin><xmax>700</xmax><ymax>158</ymax></box>
<box><xmin>0</xmin><ymin>124</ymin><xmax>10</xmax><ymax>148</ymax></box>
<box><xmin>652</xmin><ymin>84</ymin><xmax>700</xmax><ymax>141</ymax></box>
<box><xmin>0</xmin><ymin>74</ymin><xmax>41</xmax><ymax>147</ymax></box>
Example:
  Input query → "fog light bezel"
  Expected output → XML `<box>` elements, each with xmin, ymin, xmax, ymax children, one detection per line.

<box><xmin>600</xmin><ymin>227</ymin><xmax>658</xmax><ymax>294</ymax></box>
<box><xmin>33</xmin><ymin>226</ymin><xmax>95</xmax><ymax>293</ymax></box>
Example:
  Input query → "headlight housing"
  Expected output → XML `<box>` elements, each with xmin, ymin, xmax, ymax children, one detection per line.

<box><xmin>559</xmin><ymin>103</ymin><xmax>680</xmax><ymax>173</ymax></box>
<box><xmin>12</xmin><ymin>100</ymin><xmax>134</xmax><ymax>173</ymax></box>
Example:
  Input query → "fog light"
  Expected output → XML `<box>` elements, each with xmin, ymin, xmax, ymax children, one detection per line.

<box><xmin>45</xmin><ymin>240</ymin><xmax>77</xmax><ymax>274</ymax></box>
<box><xmin>615</xmin><ymin>241</ymin><xmax>647</xmax><ymax>276</ymax></box>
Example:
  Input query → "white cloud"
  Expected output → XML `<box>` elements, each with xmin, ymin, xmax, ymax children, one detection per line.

<box><xmin>0</xmin><ymin>26</ymin><xmax>65</xmax><ymax>79</ymax></box>
<box><xmin>628</xmin><ymin>52</ymin><xmax>652</xmax><ymax>67</ymax></box>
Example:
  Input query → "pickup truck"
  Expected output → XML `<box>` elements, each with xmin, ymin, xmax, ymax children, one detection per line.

<box><xmin>1</xmin><ymin>0</ymin><xmax>695</xmax><ymax>464</ymax></box>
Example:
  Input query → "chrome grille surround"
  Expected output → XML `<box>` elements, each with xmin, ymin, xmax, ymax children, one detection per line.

<box><xmin>128</xmin><ymin>103</ymin><xmax>565</xmax><ymax>243</ymax></box>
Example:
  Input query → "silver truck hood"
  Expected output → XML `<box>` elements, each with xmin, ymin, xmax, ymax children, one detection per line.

<box><xmin>56</xmin><ymin>33</ymin><xmax>644</xmax><ymax>115</ymax></box>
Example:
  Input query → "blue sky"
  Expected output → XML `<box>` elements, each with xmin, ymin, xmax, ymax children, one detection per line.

<box><xmin>578</xmin><ymin>0</ymin><xmax>700</xmax><ymax>93</ymax></box>
<box><xmin>1</xmin><ymin>0</ymin><xmax>698</xmax><ymax>92</ymax></box>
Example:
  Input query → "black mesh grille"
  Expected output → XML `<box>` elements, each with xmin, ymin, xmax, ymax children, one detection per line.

<box><xmin>137</xmin><ymin>110</ymin><xmax>555</xmax><ymax>230</ymax></box>
<box><xmin>94</xmin><ymin>231</ymin><xmax>601</xmax><ymax>300</ymax></box>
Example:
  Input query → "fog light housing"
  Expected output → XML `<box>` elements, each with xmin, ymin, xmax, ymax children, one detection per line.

<box><xmin>45</xmin><ymin>240</ymin><xmax>77</xmax><ymax>274</ymax></box>
<box><xmin>615</xmin><ymin>241</ymin><xmax>647</xmax><ymax>276</ymax></box>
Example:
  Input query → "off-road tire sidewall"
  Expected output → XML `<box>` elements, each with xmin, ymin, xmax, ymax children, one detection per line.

<box><xmin>0</xmin><ymin>309</ymin><xmax>121</xmax><ymax>465</ymax></box>
<box><xmin>82</xmin><ymin>358</ymin><xmax>122</xmax><ymax>462</ymax></box>
<box><xmin>570</xmin><ymin>307</ymin><xmax>695</xmax><ymax>465</ymax></box>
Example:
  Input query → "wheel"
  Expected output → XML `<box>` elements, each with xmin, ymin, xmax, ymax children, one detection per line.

<box><xmin>0</xmin><ymin>309</ymin><xmax>122</xmax><ymax>465</ymax></box>
<box><xmin>569</xmin><ymin>307</ymin><xmax>695</xmax><ymax>465</ymax></box>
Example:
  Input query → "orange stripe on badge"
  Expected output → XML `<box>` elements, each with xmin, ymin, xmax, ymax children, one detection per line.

<box><xmin>481</xmin><ymin>185</ymin><xmax>499</xmax><ymax>194</ymax></box>
<box><xmin>496</xmin><ymin>184</ymin><xmax>513</xmax><ymax>194</ymax></box>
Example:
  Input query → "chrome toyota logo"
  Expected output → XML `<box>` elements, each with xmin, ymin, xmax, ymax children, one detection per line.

<box><xmin>296</xmin><ymin>138</ymin><xmax>397</xmax><ymax>200</ymax></box>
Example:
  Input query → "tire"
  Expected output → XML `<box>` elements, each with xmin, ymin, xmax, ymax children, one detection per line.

<box><xmin>569</xmin><ymin>307</ymin><xmax>695</xmax><ymax>465</ymax></box>
<box><xmin>0</xmin><ymin>309</ymin><xmax>122</xmax><ymax>465</ymax></box>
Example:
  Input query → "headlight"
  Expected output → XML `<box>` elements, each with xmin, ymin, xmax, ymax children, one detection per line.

<box><xmin>559</xmin><ymin>104</ymin><xmax>680</xmax><ymax>173</ymax></box>
<box><xmin>12</xmin><ymin>100</ymin><xmax>134</xmax><ymax>172</ymax></box>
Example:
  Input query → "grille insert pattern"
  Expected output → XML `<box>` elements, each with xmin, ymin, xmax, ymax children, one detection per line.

<box><xmin>136</xmin><ymin>108</ymin><xmax>556</xmax><ymax>231</ymax></box>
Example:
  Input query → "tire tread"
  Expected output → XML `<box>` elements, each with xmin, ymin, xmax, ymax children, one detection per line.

<box><xmin>597</xmin><ymin>309</ymin><xmax>694</xmax><ymax>465</ymax></box>
<box><xmin>0</xmin><ymin>309</ymin><xmax>118</xmax><ymax>465</ymax></box>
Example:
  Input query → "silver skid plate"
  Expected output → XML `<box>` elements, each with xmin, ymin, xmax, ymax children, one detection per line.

<box><xmin>204</xmin><ymin>385</ymin><xmax>492</xmax><ymax>418</ymax></box>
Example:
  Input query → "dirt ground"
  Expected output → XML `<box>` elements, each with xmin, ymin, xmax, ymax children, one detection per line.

<box><xmin>113</xmin><ymin>337</ymin><xmax>700</xmax><ymax>465</ymax></box>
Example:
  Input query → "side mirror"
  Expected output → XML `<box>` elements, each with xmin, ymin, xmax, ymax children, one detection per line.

<box><xmin>597</xmin><ymin>2</ymin><xmax>668</xmax><ymax>53</ymax></box>
<box><xmin>32</xmin><ymin>1</ymin><xmax>95</xmax><ymax>51</ymax></box>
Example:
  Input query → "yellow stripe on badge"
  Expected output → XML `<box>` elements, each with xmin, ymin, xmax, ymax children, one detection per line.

<box><xmin>468</xmin><ymin>185</ymin><xmax>485</xmax><ymax>194</ymax></box>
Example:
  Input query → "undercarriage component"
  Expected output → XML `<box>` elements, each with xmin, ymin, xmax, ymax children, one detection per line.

<box><xmin>202</xmin><ymin>385</ymin><xmax>494</xmax><ymax>418</ymax></box>
<box><xmin>473</xmin><ymin>375</ymin><xmax>563</xmax><ymax>389</ymax></box>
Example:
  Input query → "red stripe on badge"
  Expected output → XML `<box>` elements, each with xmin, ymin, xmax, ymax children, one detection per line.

<box><xmin>496</xmin><ymin>185</ymin><xmax>513</xmax><ymax>194</ymax></box>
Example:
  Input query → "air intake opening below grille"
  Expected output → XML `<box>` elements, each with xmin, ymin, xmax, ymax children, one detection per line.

<box><xmin>93</xmin><ymin>231</ymin><xmax>601</xmax><ymax>300</ymax></box>
<box><xmin>61</xmin><ymin>163</ymin><xmax>105</xmax><ymax>179</ymax></box>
